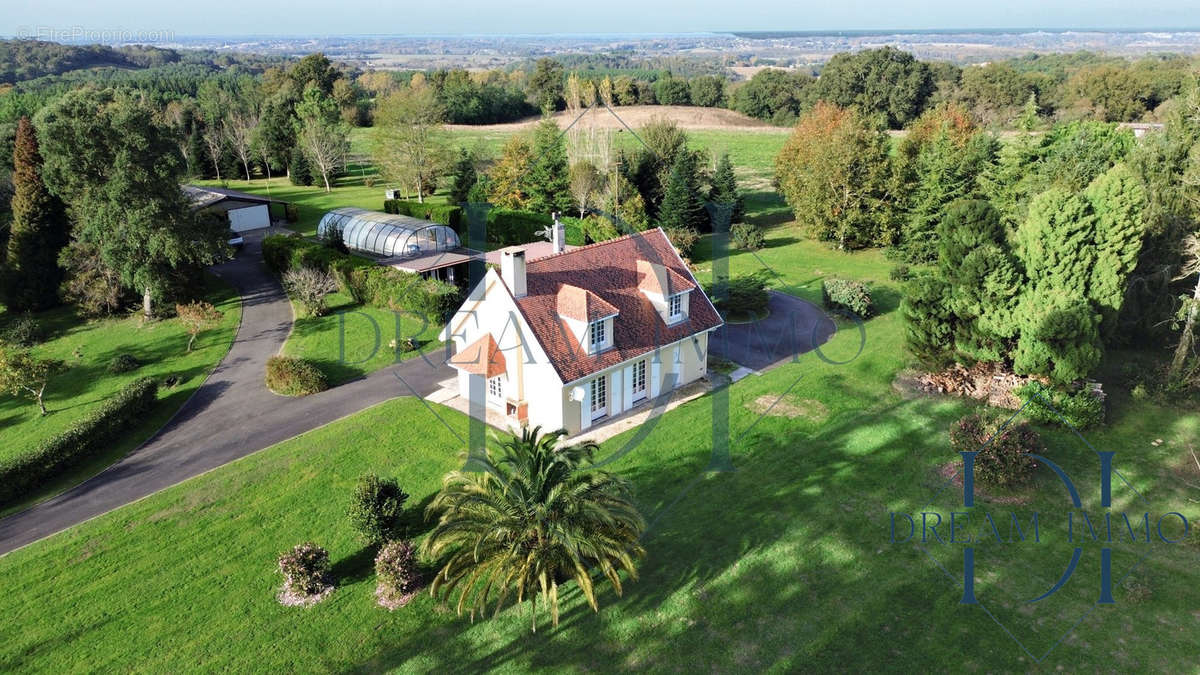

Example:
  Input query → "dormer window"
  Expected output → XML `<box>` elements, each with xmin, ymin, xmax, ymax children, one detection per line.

<box><xmin>589</xmin><ymin>319</ymin><xmax>607</xmax><ymax>350</ymax></box>
<box><xmin>668</xmin><ymin>293</ymin><xmax>683</xmax><ymax>321</ymax></box>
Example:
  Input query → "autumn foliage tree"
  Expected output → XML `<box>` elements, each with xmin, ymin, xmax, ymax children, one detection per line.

<box><xmin>176</xmin><ymin>301</ymin><xmax>224</xmax><ymax>352</ymax></box>
<box><xmin>0</xmin><ymin>342</ymin><xmax>64</xmax><ymax>416</ymax></box>
<box><xmin>775</xmin><ymin>102</ymin><xmax>895</xmax><ymax>250</ymax></box>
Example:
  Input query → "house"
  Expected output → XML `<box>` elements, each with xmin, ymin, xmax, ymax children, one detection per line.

<box><xmin>318</xmin><ymin>207</ymin><xmax>481</xmax><ymax>284</ymax></box>
<box><xmin>439</xmin><ymin>227</ymin><xmax>723</xmax><ymax>435</ymax></box>
<box><xmin>183</xmin><ymin>185</ymin><xmax>282</xmax><ymax>232</ymax></box>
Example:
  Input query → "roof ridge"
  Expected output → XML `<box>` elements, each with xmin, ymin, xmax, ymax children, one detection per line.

<box><xmin>527</xmin><ymin>227</ymin><xmax>666</xmax><ymax>266</ymax></box>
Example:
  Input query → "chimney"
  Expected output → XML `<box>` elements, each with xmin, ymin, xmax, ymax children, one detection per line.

<box><xmin>501</xmin><ymin>249</ymin><xmax>527</xmax><ymax>297</ymax></box>
<box><xmin>551</xmin><ymin>212</ymin><xmax>566</xmax><ymax>254</ymax></box>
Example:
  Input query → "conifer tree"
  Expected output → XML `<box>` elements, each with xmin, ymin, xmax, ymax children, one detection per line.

<box><xmin>448</xmin><ymin>147</ymin><xmax>477</xmax><ymax>205</ymax></box>
<box><xmin>708</xmin><ymin>153</ymin><xmax>744</xmax><ymax>222</ymax></box>
<box><xmin>526</xmin><ymin>118</ymin><xmax>571</xmax><ymax>215</ymax></box>
<box><xmin>4</xmin><ymin>117</ymin><xmax>68</xmax><ymax>312</ymax></box>
<box><xmin>658</xmin><ymin>152</ymin><xmax>705</xmax><ymax>232</ymax></box>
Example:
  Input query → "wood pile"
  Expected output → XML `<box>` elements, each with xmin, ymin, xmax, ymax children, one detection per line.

<box><xmin>915</xmin><ymin>362</ymin><xmax>1042</xmax><ymax>409</ymax></box>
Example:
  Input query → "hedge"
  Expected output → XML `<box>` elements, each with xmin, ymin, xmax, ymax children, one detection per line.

<box><xmin>822</xmin><ymin>279</ymin><xmax>874</xmax><ymax>318</ymax></box>
<box><xmin>383</xmin><ymin>199</ymin><xmax>463</xmax><ymax>233</ymax></box>
<box><xmin>266</xmin><ymin>356</ymin><xmax>328</xmax><ymax>396</ymax></box>
<box><xmin>0</xmin><ymin>377</ymin><xmax>159</xmax><ymax>507</ymax></box>
<box><xmin>262</xmin><ymin>235</ymin><xmax>460</xmax><ymax>323</ymax></box>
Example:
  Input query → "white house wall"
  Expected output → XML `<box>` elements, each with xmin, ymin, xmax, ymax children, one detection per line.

<box><xmin>227</xmin><ymin>204</ymin><xmax>270</xmax><ymax>232</ymax></box>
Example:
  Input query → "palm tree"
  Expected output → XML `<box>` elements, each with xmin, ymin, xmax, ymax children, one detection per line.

<box><xmin>423</xmin><ymin>426</ymin><xmax>645</xmax><ymax>631</ymax></box>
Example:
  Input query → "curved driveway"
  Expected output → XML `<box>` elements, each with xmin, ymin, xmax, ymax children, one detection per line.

<box><xmin>710</xmin><ymin>291</ymin><xmax>837</xmax><ymax>371</ymax></box>
<box><xmin>0</xmin><ymin>232</ymin><xmax>451</xmax><ymax>556</ymax></box>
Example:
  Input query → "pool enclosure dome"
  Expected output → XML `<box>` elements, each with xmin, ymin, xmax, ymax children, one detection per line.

<box><xmin>317</xmin><ymin>207</ymin><xmax>461</xmax><ymax>259</ymax></box>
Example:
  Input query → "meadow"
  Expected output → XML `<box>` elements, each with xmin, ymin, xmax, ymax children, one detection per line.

<box><xmin>0</xmin><ymin>277</ymin><xmax>241</xmax><ymax>516</ymax></box>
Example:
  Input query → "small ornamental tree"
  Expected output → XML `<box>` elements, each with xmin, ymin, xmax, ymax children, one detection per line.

<box><xmin>282</xmin><ymin>266</ymin><xmax>337</xmax><ymax>317</ymax></box>
<box><xmin>348</xmin><ymin>474</ymin><xmax>409</xmax><ymax>545</ymax></box>
<box><xmin>0</xmin><ymin>343</ymin><xmax>65</xmax><ymax>416</ymax></box>
<box><xmin>176</xmin><ymin>301</ymin><xmax>224</xmax><ymax>352</ymax></box>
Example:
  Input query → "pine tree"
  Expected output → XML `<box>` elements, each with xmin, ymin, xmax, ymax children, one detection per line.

<box><xmin>901</xmin><ymin>273</ymin><xmax>956</xmax><ymax>367</ymax></box>
<box><xmin>289</xmin><ymin>145</ymin><xmax>313</xmax><ymax>186</ymax></box>
<box><xmin>935</xmin><ymin>199</ymin><xmax>1005</xmax><ymax>283</ymax></box>
<box><xmin>4</xmin><ymin>117</ymin><xmax>68</xmax><ymax>312</ymax></box>
<box><xmin>658</xmin><ymin>153</ymin><xmax>705</xmax><ymax>232</ymax></box>
<box><xmin>448</xmin><ymin>147</ymin><xmax>477</xmax><ymax>205</ymax></box>
<box><xmin>1083</xmin><ymin>164</ymin><xmax>1147</xmax><ymax>336</ymax></box>
<box><xmin>525</xmin><ymin>118</ymin><xmax>571</xmax><ymax>215</ymax></box>
<box><xmin>708</xmin><ymin>153</ymin><xmax>744</xmax><ymax>223</ymax></box>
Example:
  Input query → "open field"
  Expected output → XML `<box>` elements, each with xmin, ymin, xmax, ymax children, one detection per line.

<box><xmin>0</xmin><ymin>277</ymin><xmax>241</xmax><ymax>516</ymax></box>
<box><xmin>0</xmin><ymin>224</ymin><xmax>1197</xmax><ymax>672</ymax></box>
<box><xmin>443</xmin><ymin>105</ymin><xmax>781</xmax><ymax>133</ymax></box>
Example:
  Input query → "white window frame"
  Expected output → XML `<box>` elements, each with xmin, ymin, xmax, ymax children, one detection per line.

<box><xmin>632</xmin><ymin>360</ymin><xmax>646</xmax><ymax>401</ymax></box>
<box><xmin>590</xmin><ymin>375</ymin><xmax>607</xmax><ymax>419</ymax></box>
<box><xmin>589</xmin><ymin>319</ymin><xmax>606</xmax><ymax>351</ymax></box>
<box><xmin>668</xmin><ymin>293</ymin><xmax>683</xmax><ymax>321</ymax></box>
<box><xmin>487</xmin><ymin>375</ymin><xmax>504</xmax><ymax>400</ymax></box>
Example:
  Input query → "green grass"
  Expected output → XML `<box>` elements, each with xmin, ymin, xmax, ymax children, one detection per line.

<box><xmin>282</xmin><ymin>292</ymin><xmax>444</xmax><ymax>385</ymax></box>
<box><xmin>0</xmin><ymin>276</ymin><xmax>241</xmax><ymax>516</ymax></box>
<box><xmin>1</xmin><ymin>227</ymin><xmax>1197</xmax><ymax>671</ymax></box>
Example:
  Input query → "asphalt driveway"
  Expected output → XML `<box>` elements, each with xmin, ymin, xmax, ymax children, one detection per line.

<box><xmin>0</xmin><ymin>232</ymin><xmax>452</xmax><ymax>557</ymax></box>
<box><xmin>710</xmin><ymin>291</ymin><xmax>837</xmax><ymax>371</ymax></box>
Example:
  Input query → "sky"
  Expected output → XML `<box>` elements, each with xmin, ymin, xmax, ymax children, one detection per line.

<box><xmin>4</xmin><ymin>0</ymin><xmax>1200</xmax><ymax>38</ymax></box>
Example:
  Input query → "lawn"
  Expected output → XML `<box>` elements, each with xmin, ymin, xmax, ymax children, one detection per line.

<box><xmin>0</xmin><ymin>276</ymin><xmax>241</xmax><ymax>516</ymax></box>
<box><xmin>1</xmin><ymin>228</ymin><xmax>1196</xmax><ymax>671</ymax></box>
<box><xmin>282</xmin><ymin>291</ymin><xmax>445</xmax><ymax>385</ymax></box>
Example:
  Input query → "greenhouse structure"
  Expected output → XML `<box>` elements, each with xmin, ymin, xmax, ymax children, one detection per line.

<box><xmin>317</xmin><ymin>207</ymin><xmax>479</xmax><ymax>283</ymax></box>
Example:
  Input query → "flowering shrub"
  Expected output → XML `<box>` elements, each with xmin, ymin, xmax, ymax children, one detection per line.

<box><xmin>375</xmin><ymin>540</ymin><xmax>421</xmax><ymax>606</ymax></box>
<box><xmin>278</xmin><ymin>543</ymin><xmax>331</xmax><ymax>596</ymax></box>
<box><xmin>822</xmin><ymin>278</ymin><xmax>874</xmax><ymax>318</ymax></box>
<box><xmin>949</xmin><ymin>412</ymin><xmax>1044</xmax><ymax>488</ymax></box>
<box><xmin>348</xmin><ymin>474</ymin><xmax>409</xmax><ymax>545</ymax></box>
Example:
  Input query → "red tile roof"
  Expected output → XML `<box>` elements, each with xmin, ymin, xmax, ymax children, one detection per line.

<box><xmin>637</xmin><ymin>259</ymin><xmax>697</xmax><ymax>296</ymax></box>
<box><xmin>448</xmin><ymin>333</ymin><xmax>506</xmax><ymax>378</ymax></box>
<box><xmin>507</xmin><ymin>228</ymin><xmax>722</xmax><ymax>384</ymax></box>
<box><xmin>556</xmin><ymin>284</ymin><xmax>620</xmax><ymax>322</ymax></box>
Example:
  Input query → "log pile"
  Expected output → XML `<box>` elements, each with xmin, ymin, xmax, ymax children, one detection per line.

<box><xmin>915</xmin><ymin>362</ymin><xmax>1043</xmax><ymax>409</ymax></box>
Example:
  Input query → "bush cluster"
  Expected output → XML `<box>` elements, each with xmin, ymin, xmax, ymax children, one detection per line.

<box><xmin>0</xmin><ymin>377</ymin><xmax>158</xmax><ymax>506</ymax></box>
<box><xmin>265</xmin><ymin>356</ymin><xmax>328</xmax><ymax>397</ymax></box>
<box><xmin>731</xmin><ymin>223</ymin><xmax>765</xmax><ymax>251</ymax></box>
<box><xmin>106</xmin><ymin>353</ymin><xmax>140</xmax><ymax>374</ymax></box>
<box><xmin>1</xmin><ymin>316</ymin><xmax>45</xmax><ymax>347</ymax></box>
<box><xmin>348</xmin><ymin>474</ymin><xmax>410</xmax><ymax>545</ymax></box>
<box><xmin>262</xmin><ymin>235</ymin><xmax>461</xmax><ymax>323</ymax></box>
<box><xmin>949</xmin><ymin>412</ymin><xmax>1044</xmax><ymax>488</ymax></box>
<box><xmin>889</xmin><ymin>265</ymin><xmax>912</xmax><ymax>282</ymax></box>
<box><xmin>1013</xmin><ymin>383</ymin><xmax>1106</xmax><ymax>430</ymax></box>
<box><xmin>383</xmin><ymin>199</ymin><xmax>463</xmax><ymax>233</ymax></box>
<box><xmin>822</xmin><ymin>278</ymin><xmax>874</xmax><ymax>318</ymax></box>
<box><xmin>375</xmin><ymin>540</ymin><xmax>421</xmax><ymax>602</ymax></box>
<box><xmin>278</xmin><ymin>543</ymin><xmax>332</xmax><ymax>596</ymax></box>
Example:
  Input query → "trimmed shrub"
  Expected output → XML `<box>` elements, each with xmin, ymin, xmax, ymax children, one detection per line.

<box><xmin>731</xmin><ymin>223</ymin><xmax>765</xmax><ymax>251</ymax></box>
<box><xmin>1</xmin><ymin>316</ymin><xmax>45</xmax><ymax>347</ymax></box>
<box><xmin>822</xmin><ymin>278</ymin><xmax>874</xmax><ymax>318</ymax></box>
<box><xmin>265</xmin><ymin>356</ymin><xmax>328</xmax><ymax>396</ymax></box>
<box><xmin>0</xmin><ymin>377</ymin><xmax>158</xmax><ymax>506</ymax></box>
<box><xmin>487</xmin><ymin>209</ymin><xmax>550</xmax><ymax>247</ymax></box>
<box><xmin>278</xmin><ymin>543</ymin><xmax>331</xmax><ymax>596</ymax></box>
<box><xmin>889</xmin><ymin>265</ymin><xmax>912</xmax><ymax>282</ymax></box>
<box><xmin>106</xmin><ymin>354</ymin><xmax>140</xmax><ymax>374</ymax></box>
<box><xmin>348</xmin><ymin>474</ymin><xmax>410</xmax><ymax>545</ymax></box>
<box><xmin>383</xmin><ymin>199</ymin><xmax>463</xmax><ymax>234</ymax></box>
<box><xmin>950</xmin><ymin>412</ymin><xmax>1044</xmax><ymax>488</ymax></box>
<box><xmin>1014</xmin><ymin>383</ymin><xmax>1106</xmax><ymax>430</ymax></box>
<box><xmin>375</xmin><ymin>540</ymin><xmax>421</xmax><ymax>606</ymax></box>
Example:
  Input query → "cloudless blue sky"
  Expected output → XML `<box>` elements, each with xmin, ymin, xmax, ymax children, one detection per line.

<box><xmin>4</xmin><ymin>0</ymin><xmax>1199</xmax><ymax>37</ymax></box>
